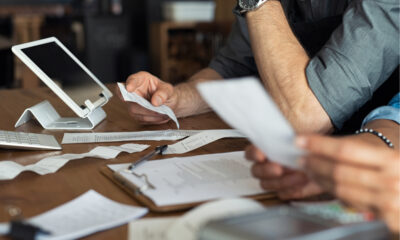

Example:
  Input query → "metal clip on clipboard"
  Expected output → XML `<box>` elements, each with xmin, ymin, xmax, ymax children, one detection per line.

<box><xmin>119</xmin><ymin>145</ymin><xmax>168</xmax><ymax>194</ymax></box>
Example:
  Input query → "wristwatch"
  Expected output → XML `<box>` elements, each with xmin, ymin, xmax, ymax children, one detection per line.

<box><xmin>235</xmin><ymin>0</ymin><xmax>270</xmax><ymax>16</ymax></box>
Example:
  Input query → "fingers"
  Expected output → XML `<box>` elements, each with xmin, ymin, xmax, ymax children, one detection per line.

<box><xmin>251</xmin><ymin>162</ymin><xmax>284</xmax><ymax>179</ymax></box>
<box><xmin>121</xmin><ymin>72</ymin><xmax>178</xmax><ymax>125</ymax></box>
<box><xmin>278</xmin><ymin>181</ymin><xmax>324</xmax><ymax>200</ymax></box>
<box><xmin>134</xmin><ymin>114</ymin><xmax>169</xmax><ymax>123</ymax></box>
<box><xmin>126</xmin><ymin>102</ymin><xmax>170</xmax><ymax>125</ymax></box>
<box><xmin>259</xmin><ymin>172</ymin><xmax>308</xmax><ymax>190</ymax></box>
<box><xmin>125</xmin><ymin>72</ymin><xmax>159</xmax><ymax>98</ymax></box>
<box><xmin>335</xmin><ymin>184</ymin><xmax>376</xmax><ymax>209</ymax></box>
<box><xmin>127</xmin><ymin>103</ymin><xmax>167</xmax><ymax>117</ymax></box>
<box><xmin>296</xmin><ymin>135</ymin><xmax>393</xmax><ymax>168</ymax></box>
<box><xmin>151</xmin><ymin>82</ymin><xmax>174</xmax><ymax>107</ymax></box>
<box><xmin>245</xmin><ymin>145</ymin><xmax>267</xmax><ymax>163</ymax></box>
<box><xmin>305</xmin><ymin>155</ymin><xmax>383</xmax><ymax>190</ymax></box>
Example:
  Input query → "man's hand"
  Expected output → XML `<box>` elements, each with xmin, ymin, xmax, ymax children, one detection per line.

<box><xmin>117</xmin><ymin>68</ymin><xmax>222</xmax><ymax>125</ymax></box>
<box><xmin>116</xmin><ymin>71</ymin><xmax>179</xmax><ymax>125</ymax></box>
<box><xmin>297</xmin><ymin>135</ymin><xmax>400</xmax><ymax>232</ymax></box>
<box><xmin>245</xmin><ymin>145</ymin><xmax>324</xmax><ymax>200</ymax></box>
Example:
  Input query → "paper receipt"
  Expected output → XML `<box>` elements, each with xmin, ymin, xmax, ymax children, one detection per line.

<box><xmin>118</xmin><ymin>83</ymin><xmax>180</xmax><ymax>128</ymax></box>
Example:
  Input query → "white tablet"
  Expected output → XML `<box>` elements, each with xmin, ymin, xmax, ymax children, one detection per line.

<box><xmin>12</xmin><ymin>37</ymin><xmax>113</xmax><ymax>118</ymax></box>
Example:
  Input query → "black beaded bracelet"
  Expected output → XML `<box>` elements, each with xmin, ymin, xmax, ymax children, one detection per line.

<box><xmin>355</xmin><ymin>128</ymin><xmax>394</xmax><ymax>148</ymax></box>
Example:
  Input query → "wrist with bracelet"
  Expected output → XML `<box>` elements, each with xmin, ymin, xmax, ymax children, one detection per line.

<box><xmin>355</xmin><ymin>128</ymin><xmax>394</xmax><ymax>149</ymax></box>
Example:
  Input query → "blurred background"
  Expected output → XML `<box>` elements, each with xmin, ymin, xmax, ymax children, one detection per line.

<box><xmin>0</xmin><ymin>0</ymin><xmax>236</xmax><ymax>89</ymax></box>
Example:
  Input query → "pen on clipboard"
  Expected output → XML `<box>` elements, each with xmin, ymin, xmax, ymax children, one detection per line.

<box><xmin>128</xmin><ymin>145</ymin><xmax>168</xmax><ymax>170</ymax></box>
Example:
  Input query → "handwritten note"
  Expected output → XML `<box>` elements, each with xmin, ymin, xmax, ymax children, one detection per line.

<box><xmin>118</xmin><ymin>83</ymin><xmax>180</xmax><ymax>128</ymax></box>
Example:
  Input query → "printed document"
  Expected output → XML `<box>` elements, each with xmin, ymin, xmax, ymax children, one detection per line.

<box><xmin>118</xmin><ymin>83</ymin><xmax>179</xmax><ymax>128</ymax></box>
<box><xmin>0</xmin><ymin>143</ymin><xmax>149</xmax><ymax>180</ymax></box>
<box><xmin>197</xmin><ymin>77</ymin><xmax>303</xmax><ymax>169</ymax></box>
<box><xmin>0</xmin><ymin>190</ymin><xmax>148</xmax><ymax>240</ymax></box>
<box><xmin>62</xmin><ymin>130</ymin><xmax>199</xmax><ymax>144</ymax></box>
<box><xmin>164</xmin><ymin>129</ymin><xmax>245</xmax><ymax>154</ymax></box>
<box><xmin>108</xmin><ymin>151</ymin><xmax>267</xmax><ymax>207</ymax></box>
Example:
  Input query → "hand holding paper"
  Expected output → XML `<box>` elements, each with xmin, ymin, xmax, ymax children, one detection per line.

<box><xmin>118</xmin><ymin>82</ymin><xmax>180</xmax><ymax>128</ymax></box>
<box><xmin>197</xmin><ymin>77</ymin><xmax>303</xmax><ymax>169</ymax></box>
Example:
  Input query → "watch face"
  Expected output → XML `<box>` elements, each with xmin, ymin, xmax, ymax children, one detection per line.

<box><xmin>239</xmin><ymin>0</ymin><xmax>260</xmax><ymax>10</ymax></box>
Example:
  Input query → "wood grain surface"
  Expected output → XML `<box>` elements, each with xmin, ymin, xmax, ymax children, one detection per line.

<box><xmin>0</xmin><ymin>84</ymin><xmax>281</xmax><ymax>240</ymax></box>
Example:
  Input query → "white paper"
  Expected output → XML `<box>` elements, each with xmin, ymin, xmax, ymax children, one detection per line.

<box><xmin>197</xmin><ymin>77</ymin><xmax>303</xmax><ymax>169</ymax></box>
<box><xmin>166</xmin><ymin>198</ymin><xmax>264</xmax><ymax>240</ymax></box>
<box><xmin>108</xmin><ymin>151</ymin><xmax>267</xmax><ymax>207</ymax></box>
<box><xmin>128</xmin><ymin>198</ymin><xmax>264</xmax><ymax>240</ymax></box>
<box><xmin>62</xmin><ymin>130</ymin><xmax>202</xmax><ymax>144</ymax></box>
<box><xmin>0</xmin><ymin>143</ymin><xmax>149</xmax><ymax>180</ymax></box>
<box><xmin>118</xmin><ymin>82</ymin><xmax>180</xmax><ymax>128</ymax></box>
<box><xmin>128</xmin><ymin>217</ymin><xmax>177</xmax><ymax>240</ymax></box>
<box><xmin>0</xmin><ymin>190</ymin><xmax>148</xmax><ymax>240</ymax></box>
<box><xmin>164</xmin><ymin>129</ymin><xmax>245</xmax><ymax>154</ymax></box>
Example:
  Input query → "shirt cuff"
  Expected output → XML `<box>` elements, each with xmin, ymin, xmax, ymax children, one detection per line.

<box><xmin>361</xmin><ymin>106</ymin><xmax>400</xmax><ymax>127</ymax></box>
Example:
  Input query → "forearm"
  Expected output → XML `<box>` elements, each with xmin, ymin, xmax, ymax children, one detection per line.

<box><xmin>361</xmin><ymin>120</ymin><xmax>399</xmax><ymax>150</ymax></box>
<box><xmin>246</xmin><ymin>1</ymin><xmax>333</xmax><ymax>133</ymax></box>
<box><xmin>174</xmin><ymin>67</ymin><xmax>223</xmax><ymax>117</ymax></box>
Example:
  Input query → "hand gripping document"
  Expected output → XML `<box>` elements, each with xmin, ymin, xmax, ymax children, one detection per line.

<box><xmin>12</xmin><ymin>37</ymin><xmax>113</xmax><ymax>130</ymax></box>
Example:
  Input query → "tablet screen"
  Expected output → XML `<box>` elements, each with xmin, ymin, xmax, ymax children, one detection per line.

<box><xmin>21</xmin><ymin>42</ymin><xmax>104</xmax><ymax>109</ymax></box>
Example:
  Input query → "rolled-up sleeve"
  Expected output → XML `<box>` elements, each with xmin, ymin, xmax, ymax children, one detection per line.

<box><xmin>306</xmin><ymin>0</ymin><xmax>400</xmax><ymax>129</ymax></box>
<box><xmin>209</xmin><ymin>15</ymin><xmax>258</xmax><ymax>78</ymax></box>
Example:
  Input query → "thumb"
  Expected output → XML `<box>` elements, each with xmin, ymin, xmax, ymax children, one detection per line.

<box><xmin>125</xmin><ymin>72</ymin><xmax>159</xmax><ymax>98</ymax></box>
<box><xmin>151</xmin><ymin>82</ymin><xmax>174</xmax><ymax>107</ymax></box>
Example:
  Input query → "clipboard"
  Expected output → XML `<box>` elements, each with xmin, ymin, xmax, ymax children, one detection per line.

<box><xmin>100</xmin><ymin>166</ymin><xmax>277</xmax><ymax>213</ymax></box>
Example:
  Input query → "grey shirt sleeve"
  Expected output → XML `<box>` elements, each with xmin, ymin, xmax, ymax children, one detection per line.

<box><xmin>209</xmin><ymin>15</ymin><xmax>258</xmax><ymax>78</ymax></box>
<box><xmin>306</xmin><ymin>0</ymin><xmax>400</xmax><ymax>129</ymax></box>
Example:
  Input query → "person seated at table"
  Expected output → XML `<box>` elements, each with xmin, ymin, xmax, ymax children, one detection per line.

<box><xmin>245</xmin><ymin>93</ymin><xmax>400</xmax><ymax>232</ymax></box>
<box><xmin>118</xmin><ymin>0</ymin><xmax>399</xmax><ymax>134</ymax></box>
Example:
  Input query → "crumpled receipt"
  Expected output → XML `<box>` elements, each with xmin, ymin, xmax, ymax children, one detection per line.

<box><xmin>0</xmin><ymin>143</ymin><xmax>150</xmax><ymax>181</ymax></box>
<box><xmin>118</xmin><ymin>82</ymin><xmax>180</xmax><ymax>128</ymax></box>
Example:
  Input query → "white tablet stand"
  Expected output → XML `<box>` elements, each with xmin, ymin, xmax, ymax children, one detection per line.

<box><xmin>15</xmin><ymin>100</ymin><xmax>106</xmax><ymax>130</ymax></box>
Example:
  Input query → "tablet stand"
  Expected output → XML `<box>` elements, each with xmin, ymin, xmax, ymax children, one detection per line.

<box><xmin>15</xmin><ymin>100</ymin><xmax>106</xmax><ymax>130</ymax></box>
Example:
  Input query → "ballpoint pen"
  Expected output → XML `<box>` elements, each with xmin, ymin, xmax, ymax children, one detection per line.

<box><xmin>128</xmin><ymin>145</ymin><xmax>168</xmax><ymax>171</ymax></box>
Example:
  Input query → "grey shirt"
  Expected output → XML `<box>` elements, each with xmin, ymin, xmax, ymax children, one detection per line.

<box><xmin>209</xmin><ymin>0</ymin><xmax>400</xmax><ymax>129</ymax></box>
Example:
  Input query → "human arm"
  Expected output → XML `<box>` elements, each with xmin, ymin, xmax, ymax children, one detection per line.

<box><xmin>117</xmin><ymin>68</ymin><xmax>222</xmax><ymax>125</ymax></box>
<box><xmin>118</xmin><ymin>14</ymin><xmax>260</xmax><ymax>125</ymax></box>
<box><xmin>246</xmin><ymin>0</ymin><xmax>399</xmax><ymax>132</ymax></box>
<box><xmin>297</xmin><ymin>134</ymin><xmax>400</xmax><ymax>233</ymax></box>
<box><xmin>357</xmin><ymin>93</ymin><xmax>400</xmax><ymax>148</ymax></box>
<box><xmin>246</xmin><ymin>1</ymin><xmax>332</xmax><ymax>133</ymax></box>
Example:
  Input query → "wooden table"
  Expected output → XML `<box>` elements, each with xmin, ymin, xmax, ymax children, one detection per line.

<box><xmin>0</xmin><ymin>84</ymin><xmax>281</xmax><ymax>239</ymax></box>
